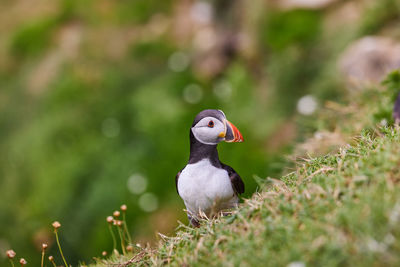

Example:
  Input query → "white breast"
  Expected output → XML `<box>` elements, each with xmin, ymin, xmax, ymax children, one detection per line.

<box><xmin>177</xmin><ymin>159</ymin><xmax>237</xmax><ymax>217</ymax></box>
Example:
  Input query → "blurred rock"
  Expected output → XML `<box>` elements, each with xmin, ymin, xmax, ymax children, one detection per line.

<box><xmin>278</xmin><ymin>0</ymin><xmax>338</xmax><ymax>10</ymax></box>
<box><xmin>339</xmin><ymin>36</ymin><xmax>400</xmax><ymax>87</ymax></box>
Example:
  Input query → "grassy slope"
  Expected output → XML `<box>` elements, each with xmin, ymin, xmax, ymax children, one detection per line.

<box><xmin>95</xmin><ymin>73</ymin><xmax>400</xmax><ymax>267</ymax></box>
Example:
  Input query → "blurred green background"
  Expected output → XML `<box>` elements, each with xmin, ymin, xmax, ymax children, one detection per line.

<box><xmin>1</xmin><ymin>0</ymin><xmax>399</xmax><ymax>265</ymax></box>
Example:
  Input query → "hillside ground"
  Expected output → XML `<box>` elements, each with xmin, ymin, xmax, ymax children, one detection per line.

<box><xmin>93</xmin><ymin>72</ymin><xmax>400</xmax><ymax>267</ymax></box>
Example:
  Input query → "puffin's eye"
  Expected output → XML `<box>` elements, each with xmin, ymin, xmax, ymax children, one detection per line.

<box><xmin>208</xmin><ymin>120</ymin><xmax>214</xmax><ymax>128</ymax></box>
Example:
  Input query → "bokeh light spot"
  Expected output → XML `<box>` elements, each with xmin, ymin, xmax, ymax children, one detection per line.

<box><xmin>190</xmin><ymin>1</ymin><xmax>213</xmax><ymax>24</ymax></box>
<box><xmin>297</xmin><ymin>95</ymin><xmax>317</xmax><ymax>115</ymax></box>
<box><xmin>193</xmin><ymin>27</ymin><xmax>216</xmax><ymax>51</ymax></box>
<box><xmin>138</xmin><ymin>193</ymin><xmax>158</xmax><ymax>212</ymax></box>
<box><xmin>183</xmin><ymin>84</ymin><xmax>203</xmax><ymax>104</ymax></box>
<box><xmin>213</xmin><ymin>80</ymin><xmax>232</xmax><ymax>101</ymax></box>
<box><xmin>101</xmin><ymin>118</ymin><xmax>120</xmax><ymax>138</ymax></box>
<box><xmin>127</xmin><ymin>174</ymin><xmax>148</xmax><ymax>195</ymax></box>
<box><xmin>168</xmin><ymin>52</ymin><xmax>190</xmax><ymax>72</ymax></box>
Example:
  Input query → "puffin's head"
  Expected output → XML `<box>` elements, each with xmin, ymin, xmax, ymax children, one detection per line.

<box><xmin>191</xmin><ymin>109</ymin><xmax>243</xmax><ymax>145</ymax></box>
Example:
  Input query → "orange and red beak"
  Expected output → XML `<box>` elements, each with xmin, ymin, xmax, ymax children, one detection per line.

<box><xmin>223</xmin><ymin>119</ymin><xmax>243</xmax><ymax>143</ymax></box>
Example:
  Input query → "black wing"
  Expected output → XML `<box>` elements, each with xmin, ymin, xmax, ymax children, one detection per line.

<box><xmin>220</xmin><ymin>163</ymin><xmax>245</xmax><ymax>195</ymax></box>
<box><xmin>175</xmin><ymin>168</ymin><xmax>183</xmax><ymax>196</ymax></box>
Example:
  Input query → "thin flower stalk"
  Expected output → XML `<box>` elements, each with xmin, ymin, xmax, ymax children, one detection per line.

<box><xmin>41</xmin><ymin>243</ymin><xmax>47</xmax><ymax>267</ymax></box>
<box><xmin>116</xmin><ymin>221</ymin><xmax>126</xmax><ymax>255</ymax></box>
<box><xmin>52</xmin><ymin>221</ymin><xmax>69</xmax><ymax>267</ymax></box>
<box><xmin>48</xmin><ymin>256</ymin><xmax>57</xmax><ymax>267</ymax></box>
<box><xmin>107</xmin><ymin>216</ymin><xmax>117</xmax><ymax>252</ymax></box>
<box><xmin>122</xmin><ymin>213</ymin><xmax>132</xmax><ymax>245</ymax></box>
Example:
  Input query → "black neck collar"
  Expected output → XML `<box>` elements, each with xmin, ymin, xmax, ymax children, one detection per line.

<box><xmin>188</xmin><ymin>129</ymin><xmax>221</xmax><ymax>167</ymax></box>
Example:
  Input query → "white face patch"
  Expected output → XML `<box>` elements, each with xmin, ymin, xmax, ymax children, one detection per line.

<box><xmin>191</xmin><ymin>116</ymin><xmax>226</xmax><ymax>145</ymax></box>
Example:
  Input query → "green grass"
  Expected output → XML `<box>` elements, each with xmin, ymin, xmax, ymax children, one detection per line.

<box><xmin>94</xmin><ymin>126</ymin><xmax>400</xmax><ymax>267</ymax></box>
<box><xmin>93</xmin><ymin>72</ymin><xmax>400</xmax><ymax>266</ymax></box>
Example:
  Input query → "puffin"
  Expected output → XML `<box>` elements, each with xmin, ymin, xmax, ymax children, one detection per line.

<box><xmin>176</xmin><ymin>109</ymin><xmax>245</xmax><ymax>227</ymax></box>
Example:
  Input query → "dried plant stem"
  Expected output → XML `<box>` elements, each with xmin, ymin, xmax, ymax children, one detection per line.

<box><xmin>49</xmin><ymin>259</ymin><xmax>56</xmax><ymax>267</ymax></box>
<box><xmin>122</xmin><ymin>212</ymin><xmax>132</xmax><ymax>245</ymax></box>
<box><xmin>117</xmin><ymin>226</ymin><xmax>126</xmax><ymax>255</ymax></box>
<box><xmin>108</xmin><ymin>224</ymin><xmax>117</xmax><ymax>252</ymax></box>
<box><xmin>41</xmin><ymin>250</ymin><xmax>45</xmax><ymax>267</ymax></box>
<box><xmin>9</xmin><ymin>259</ymin><xmax>15</xmax><ymax>267</ymax></box>
<box><xmin>54</xmin><ymin>230</ymin><xmax>69</xmax><ymax>267</ymax></box>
